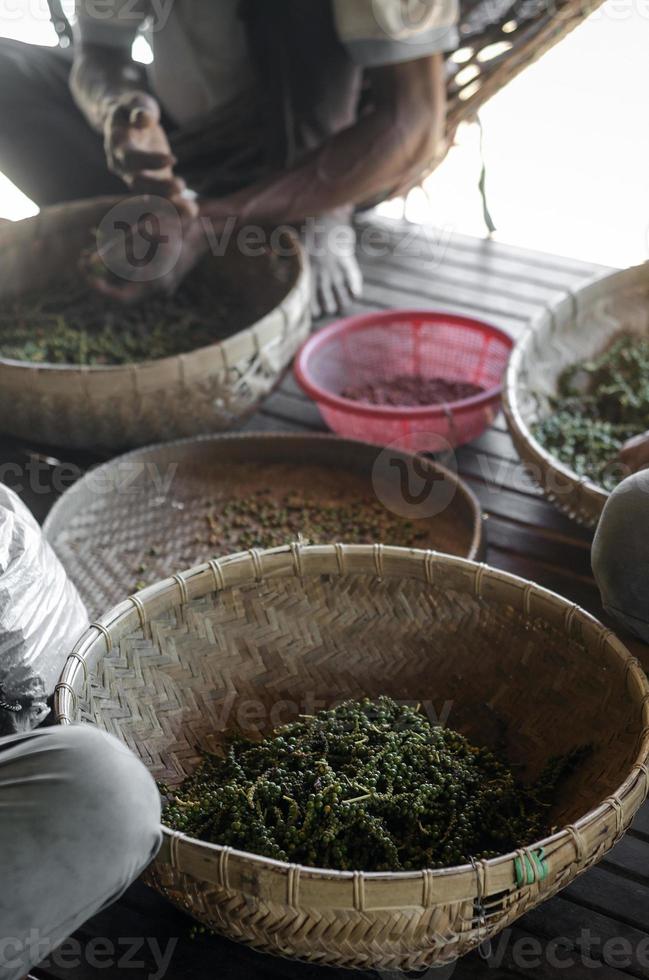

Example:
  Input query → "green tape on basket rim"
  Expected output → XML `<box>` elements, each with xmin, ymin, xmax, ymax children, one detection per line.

<box><xmin>514</xmin><ymin>848</ymin><xmax>548</xmax><ymax>888</ymax></box>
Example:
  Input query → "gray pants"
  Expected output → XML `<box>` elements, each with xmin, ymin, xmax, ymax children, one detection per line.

<box><xmin>593</xmin><ymin>470</ymin><xmax>649</xmax><ymax>643</ymax></box>
<box><xmin>0</xmin><ymin>725</ymin><xmax>162</xmax><ymax>980</ymax></box>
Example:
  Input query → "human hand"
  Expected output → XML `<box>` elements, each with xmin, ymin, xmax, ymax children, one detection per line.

<box><xmin>83</xmin><ymin>194</ymin><xmax>207</xmax><ymax>303</ymax></box>
<box><xmin>617</xmin><ymin>431</ymin><xmax>649</xmax><ymax>474</ymax></box>
<box><xmin>104</xmin><ymin>92</ymin><xmax>197</xmax><ymax>218</ymax></box>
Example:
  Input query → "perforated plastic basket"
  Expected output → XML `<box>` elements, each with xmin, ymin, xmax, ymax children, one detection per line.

<box><xmin>295</xmin><ymin>310</ymin><xmax>513</xmax><ymax>450</ymax></box>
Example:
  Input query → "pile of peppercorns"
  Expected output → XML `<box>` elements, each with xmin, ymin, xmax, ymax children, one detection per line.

<box><xmin>161</xmin><ymin>697</ymin><xmax>580</xmax><ymax>872</ymax></box>
<box><xmin>130</xmin><ymin>489</ymin><xmax>433</xmax><ymax>592</ymax></box>
<box><xmin>533</xmin><ymin>334</ymin><xmax>649</xmax><ymax>491</ymax></box>
<box><xmin>342</xmin><ymin>374</ymin><xmax>484</xmax><ymax>407</ymax></box>
<box><xmin>203</xmin><ymin>491</ymin><xmax>431</xmax><ymax>553</ymax></box>
<box><xmin>0</xmin><ymin>264</ymin><xmax>246</xmax><ymax>365</ymax></box>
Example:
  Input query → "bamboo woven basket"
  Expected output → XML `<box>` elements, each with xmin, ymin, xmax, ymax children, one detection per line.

<box><xmin>0</xmin><ymin>198</ymin><xmax>310</xmax><ymax>451</ymax></box>
<box><xmin>445</xmin><ymin>0</ymin><xmax>606</xmax><ymax>137</ymax></box>
<box><xmin>43</xmin><ymin>432</ymin><xmax>484</xmax><ymax>616</ymax></box>
<box><xmin>412</xmin><ymin>0</ymin><xmax>609</xmax><ymax>189</ymax></box>
<box><xmin>55</xmin><ymin>544</ymin><xmax>649</xmax><ymax>972</ymax></box>
<box><xmin>504</xmin><ymin>263</ymin><xmax>649</xmax><ymax>528</ymax></box>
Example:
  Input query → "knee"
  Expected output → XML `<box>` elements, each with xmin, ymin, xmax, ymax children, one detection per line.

<box><xmin>51</xmin><ymin>725</ymin><xmax>162</xmax><ymax>881</ymax></box>
<box><xmin>592</xmin><ymin>470</ymin><xmax>649</xmax><ymax>638</ymax></box>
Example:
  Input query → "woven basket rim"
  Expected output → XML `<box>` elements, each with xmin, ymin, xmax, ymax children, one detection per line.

<box><xmin>0</xmin><ymin>204</ymin><xmax>306</xmax><ymax>374</ymax></box>
<box><xmin>500</xmin><ymin>265</ymin><xmax>649</xmax><ymax>524</ymax></box>
<box><xmin>54</xmin><ymin>544</ymin><xmax>649</xmax><ymax>905</ymax></box>
<box><xmin>503</xmin><ymin>336</ymin><xmax>608</xmax><ymax>497</ymax></box>
<box><xmin>42</xmin><ymin>431</ymin><xmax>485</xmax><ymax>562</ymax></box>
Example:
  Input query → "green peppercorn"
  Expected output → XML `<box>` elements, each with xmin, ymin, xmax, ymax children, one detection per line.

<box><xmin>534</xmin><ymin>334</ymin><xmax>649</xmax><ymax>492</ymax></box>
<box><xmin>160</xmin><ymin>696</ymin><xmax>587</xmax><ymax>873</ymax></box>
<box><xmin>0</xmin><ymin>254</ymin><xmax>253</xmax><ymax>366</ymax></box>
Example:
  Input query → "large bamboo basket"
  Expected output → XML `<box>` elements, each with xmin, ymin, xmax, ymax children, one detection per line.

<box><xmin>55</xmin><ymin>544</ymin><xmax>649</xmax><ymax>972</ymax></box>
<box><xmin>0</xmin><ymin>198</ymin><xmax>310</xmax><ymax>451</ymax></box>
<box><xmin>504</xmin><ymin>263</ymin><xmax>649</xmax><ymax>528</ymax></box>
<box><xmin>43</xmin><ymin>432</ymin><xmax>484</xmax><ymax>616</ymax></box>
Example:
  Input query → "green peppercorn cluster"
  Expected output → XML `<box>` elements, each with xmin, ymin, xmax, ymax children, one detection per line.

<box><xmin>131</xmin><ymin>489</ymin><xmax>431</xmax><ymax>592</ymax></box>
<box><xmin>161</xmin><ymin>697</ymin><xmax>578</xmax><ymax>872</ymax></box>
<box><xmin>205</xmin><ymin>491</ymin><xmax>430</xmax><ymax>553</ymax></box>
<box><xmin>0</xmin><ymin>262</ymin><xmax>250</xmax><ymax>365</ymax></box>
<box><xmin>533</xmin><ymin>335</ymin><xmax>649</xmax><ymax>491</ymax></box>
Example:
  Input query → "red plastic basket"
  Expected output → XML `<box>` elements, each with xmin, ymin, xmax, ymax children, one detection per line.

<box><xmin>294</xmin><ymin>310</ymin><xmax>513</xmax><ymax>451</ymax></box>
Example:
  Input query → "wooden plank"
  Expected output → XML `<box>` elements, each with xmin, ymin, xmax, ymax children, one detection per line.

<box><xmin>457</xmin><ymin>456</ymin><xmax>594</xmax><ymax>551</ymax></box>
<box><xmin>360</xmin><ymin>280</ymin><xmax>526</xmax><ymax>336</ymax></box>
<box><xmin>632</xmin><ymin>803</ymin><xmax>649</xmax><ymax>838</ymax></box>
<box><xmin>601</xmin><ymin>834</ymin><xmax>649</xmax><ymax>887</ymax></box>
<box><xmin>356</xmin><ymin>224</ymin><xmax>597</xmax><ymax>292</ymax></box>
<box><xmin>520</xmin><ymin>896</ymin><xmax>649</xmax><ymax>978</ymax></box>
<box><xmin>485</xmin><ymin>516</ymin><xmax>592</xmax><ymax>575</ymax></box>
<box><xmin>359</xmin><ymin>217</ymin><xmax>609</xmax><ymax>279</ymax></box>
<box><xmin>312</xmin><ymin>278</ymin><xmax>526</xmax><ymax>339</ymax></box>
<box><xmin>458</xmin><ymin>448</ymin><xmax>545</xmax><ymax>500</ymax></box>
<box><xmin>362</xmin><ymin>265</ymin><xmax>541</xmax><ymax>326</ymax></box>
<box><xmin>261</xmin><ymin>391</ymin><xmax>325</xmax><ymax>431</ymax></box>
<box><xmin>469</xmin><ymin>428</ymin><xmax>525</xmax><ymax>464</ymax></box>
<box><xmin>481</xmin><ymin>923</ymin><xmax>637</xmax><ymax>979</ymax></box>
<box><xmin>564</xmin><ymin>866</ymin><xmax>649</xmax><ymax>937</ymax></box>
<box><xmin>444</xmin><ymin>232</ymin><xmax>608</xmax><ymax>279</ymax></box>
<box><xmin>241</xmin><ymin>413</ymin><xmax>307</xmax><ymax>435</ymax></box>
<box><xmin>485</xmin><ymin>548</ymin><xmax>603</xmax><ymax>615</ymax></box>
<box><xmin>279</xmin><ymin>371</ymin><xmax>312</xmax><ymax>402</ymax></box>
<box><xmin>464</xmin><ymin>477</ymin><xmax>594</xmax><ymax>542</ymax></box>
<box><xmin>363</xmin><ymin>250</ymin><xmax>570</xmax><ymax>311</ymax></box>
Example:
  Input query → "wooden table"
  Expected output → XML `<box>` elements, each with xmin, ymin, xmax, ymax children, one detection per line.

<box><xmin>19</xmin><ymin>218</ymin><xmax>649</xmax><ymax>980</ymax></box>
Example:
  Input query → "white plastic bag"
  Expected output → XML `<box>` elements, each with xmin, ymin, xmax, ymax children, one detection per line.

<box><xmin>0</xmin><ymin>486</ymin><xmax>88</xmax><ymax>735</ymax></box>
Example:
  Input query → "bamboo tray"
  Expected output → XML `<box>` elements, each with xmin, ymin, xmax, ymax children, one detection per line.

<box><xmin>504</xmin><ymin>263</ymin><xmax>649</xmax><ymax>527</ymax></box>
<box><xmin>0</xmin><ymin>198</ymin><xmax>310</xmax><ymax>451</ymax></box>
<box><xmin>54</xmin><ymin>544</ymin><xmax>649</xmax><ymax>971</ymax></box>
<box><xmin>44</xmin><ymin>433</ymin><xmax>484</xmax><ymax>616</ymax></box>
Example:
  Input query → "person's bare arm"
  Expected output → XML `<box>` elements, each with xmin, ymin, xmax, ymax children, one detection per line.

<box><xmin>70</xmin><ymin>42</ymin><xmax>192</xmax><ymax>206</ymax></box>
<box><xmin>203</xmin><ymin>53</ymin><xmax>446</xmax><ymax>226</ymax></box>
<box><xmin>88</xmin><ymin>54</ymin><xmax>445</xmax><ymax>299</ymax></box>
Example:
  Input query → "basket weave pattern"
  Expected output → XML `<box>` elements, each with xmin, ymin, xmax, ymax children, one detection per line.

<box><xmin>43</xmin><ymin>433</ymin><xmax>485</xmax><ymax>616</ymax></box>
<box><xmin>447</xmin><ymin>0</ymin><xmax>606</xmax><ymax>133</ymax></box>
<box><xmin>55</xmin><ymin>546</ymin><xmax>649</xmax><ymax>971</ymax></box>
<box><xmin>504</xmin><ymin>264</ymin><xmax>649</xmax><ymax>527</ymax></box>
<box><xmin>0</xmin><ymin>199</ymin><xmax>310</xmax><ymax>450</ymax></box>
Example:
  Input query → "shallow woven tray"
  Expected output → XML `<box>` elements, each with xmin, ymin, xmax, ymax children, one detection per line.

<box><xmin>504</xmin><ymin>263</ymin><xmax>649</xmax><ymax>527</ymax></box>
<box><xmin>44</xmin><ymin>433</ymin><xmax>484</xmax><ymax>616</ymax></box>
<box><xmin>0</xmin><ymin>198</ymin><xmax>310</xmax><ymax>451</ymax></box>
<box><xmin>55</xmin><ymin>544</ymin><xmax>649</xmax><ymax>971</ymax></box>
